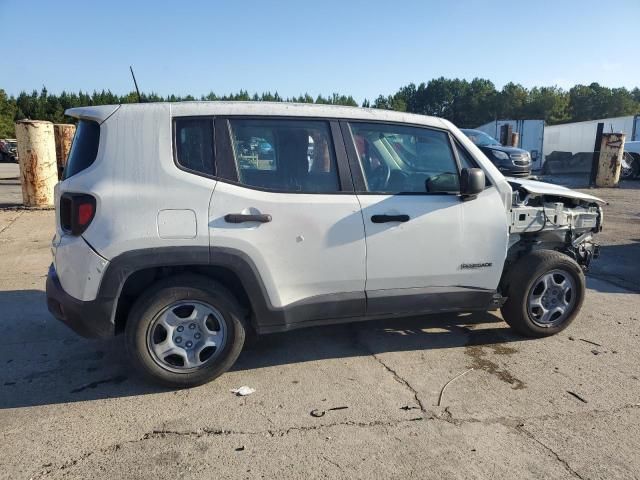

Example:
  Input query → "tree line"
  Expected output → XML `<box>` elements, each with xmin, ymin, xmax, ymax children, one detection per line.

<box><xmin>2</xmin><ymin>78</ymin><xmax>640</xmax><ymax>138</ymax></box>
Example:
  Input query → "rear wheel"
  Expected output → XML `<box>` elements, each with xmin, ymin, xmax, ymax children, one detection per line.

<box><xmin>125</xmin><ymin>274</ymin><xmax>247</xmax><ymax>388</ymax></box>
<box><xmin>501</xmin><ymin>250</ymin><xmax>585</xmax><ymax>337</ymax></box>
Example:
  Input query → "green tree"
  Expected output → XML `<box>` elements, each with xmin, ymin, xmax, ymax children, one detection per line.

<box><xmin>0</xmin><ymin>89</ymin><xmax>17</xmax><ymax>137</ymax></box>
<box><xmin>496</xmin><ymin>83</ymin><xmax>528</xmax><ymax>119</ymax></box>
<box><xmin>2</xmin><ymin>79</ymin><xmax>639</xmax><ymax>131</ymax></box>
<box><xmin>526</xmin><ymin>86</ymin><xmax>569</xmax><ymax>123</ymax></box>
<box><xmin>608</xmin><ymin>87</ymin><xmax>638</xmax><ymax>117</ymax></box>
<box><xmin>456</xmin><ymin>78</ymin><xmax>497</xmax><ymax>127</ymax></box>
<box><xmin>566</xmin><ymin>83</ymin><xmax>639</xmax><ymax>121</ymax></box>
<box><xmin>372</xmin><ymin>94</ymin><xmax>392</xmax><ymax>109</ymax></box>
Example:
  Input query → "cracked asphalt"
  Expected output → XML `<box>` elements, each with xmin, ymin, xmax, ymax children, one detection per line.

<box><xmin>0</xmin><ymin>163</ymin><xmax>639</xmax><ymax>480</ymax></box>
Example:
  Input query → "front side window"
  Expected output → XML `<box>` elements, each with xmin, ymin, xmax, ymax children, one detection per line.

<box><xmin>454</xmin><ymin>141</ymin><xmax>492</xmax><ymax>187</ymax></box>
<box><xmin>455</xmin><ymin>142</ymin><xmax>477</xmax><ymax>169</ymax></box>
<box><xmin>229</xmin><ymin>119</ymin><xmax>340</xmax><ymax>193</ymax></box>
<box><xmin>349</xmin><ymin>123</ymin><xmax>460</xmax><ymax>193</ymax></box>
<box><xmin>174</xmin><ymin>118</ymin><xmax>215</xmax><ymax>176</ymax></box>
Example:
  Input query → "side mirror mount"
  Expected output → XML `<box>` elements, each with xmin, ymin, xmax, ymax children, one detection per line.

<box><xmin>460</xmin><ymin>168</ymin><xmax>485</xmax><ymax>201</ymax></box>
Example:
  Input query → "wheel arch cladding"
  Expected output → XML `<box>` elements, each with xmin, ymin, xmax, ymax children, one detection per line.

<box><xmin>107</xmin><ymin>247</ymin><xmax>270</xmax><ymax>334</ymax></box>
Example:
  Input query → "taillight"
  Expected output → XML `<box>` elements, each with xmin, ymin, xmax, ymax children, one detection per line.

<box><xmin>60</xmin><ymin>193</ymin><xmax>96</xmax><ymax>236</ymax></box>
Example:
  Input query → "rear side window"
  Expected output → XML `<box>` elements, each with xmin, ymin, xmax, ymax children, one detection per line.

<box><xmin>174</xmin><ymin>118</ymin><xmax>215</xmax><ymax>176</ymax></box>
<box><xmin>63</xmin><ymin>120</ymin><xmax>100</xmax><ymax>179</ymax></box>
<box><xmin>229</xmin><ymin>119</ymin><xmax>340</xmax><ymax>193</ymax></box>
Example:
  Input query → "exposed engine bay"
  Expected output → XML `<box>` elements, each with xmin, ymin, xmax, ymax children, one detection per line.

<box><xmin>507</xmin><ymin>179</ymin><xmax>604</xmax><ymax>270</ymax></box>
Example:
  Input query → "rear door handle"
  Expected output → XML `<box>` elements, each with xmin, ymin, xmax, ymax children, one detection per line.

<box><xmin>224</xmin><ymin>213</ymin><xmax>272</xmax><ymax>223</ymax></box>
<box><xmin>371</xmin><ymin>214</ymin><xmax>410</xmax><ymax>223</ymax></box>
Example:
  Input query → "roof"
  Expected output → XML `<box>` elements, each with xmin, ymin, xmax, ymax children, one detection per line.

<box><xmin>66</xmin><ymin>101</ymin><xmax>447</xmax><ymax>128</ymax></box>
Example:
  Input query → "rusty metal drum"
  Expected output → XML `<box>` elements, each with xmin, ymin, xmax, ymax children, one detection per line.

<box><xmin>15</xmin><ymin>120</ymin><xmax>58</xmax><ymax>207</ymax></box>
<box><xmin>595</xmin><ymin>133</ymin><xmax>626</xmax><ymax>187</ymax></box>
<box><xmin>54</xmin><ymin>123</ymin><xmax>76</xmax><ymax>180</ymax></box>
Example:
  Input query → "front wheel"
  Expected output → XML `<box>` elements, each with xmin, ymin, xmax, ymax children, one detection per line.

<box><xmin>125</xmin><ymin>274</ymin><xmax>247</xmax><ymax>388</ymax></box>
<box><xmin>501</xmin><ymin>250</ymin><xmax>585</xmax><ymax>337</ymax></box>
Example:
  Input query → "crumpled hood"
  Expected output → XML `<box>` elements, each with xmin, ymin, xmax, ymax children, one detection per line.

<box><xmin>507</xmin><ymin>177</ymin><xmax>606</xmax><ymax>205</ymax></box>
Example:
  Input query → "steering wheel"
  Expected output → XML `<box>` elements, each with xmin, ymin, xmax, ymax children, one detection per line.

<box><xmin>368</xmin><ymin>162</ymin><xmax>391</xmax><ymax>191</ymax></box>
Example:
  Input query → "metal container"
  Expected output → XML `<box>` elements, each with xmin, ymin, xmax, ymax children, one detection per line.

<box><xmin>54</xmin><ymin>124</ymin><xmax>76</xmax><ymax>179</ymax></box>
<box><xmin>595</xmin><ymin>133</ymin><xmax>625</xmax><ymax>187</ymax></box>
<box><xmin>15</xmin><ymin>120</ymin><xmax>58</xmax><ymax>207</ymax></box>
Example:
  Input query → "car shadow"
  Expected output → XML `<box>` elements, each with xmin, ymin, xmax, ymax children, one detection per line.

<box><xmin>233</xmin><ymin>310</ymin><xmax>520</xmax><ymax>373</ymax></box>
<box><xmin>0</xmin><ymin>288</ymin><xmax>526</xmax><ymax>410</ymax></box>
<box><xmin>587</xmin><ymin>242</ymin><xmax>640</xmax><ymax>294</ymax></box>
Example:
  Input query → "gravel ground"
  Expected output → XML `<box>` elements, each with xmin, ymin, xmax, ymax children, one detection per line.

<box><xmin>577</xmin><ymin>182</ymin><xmax>640</xmax><ymax>292</ymax></box>
<box><xmin>0</xmin><ymin>168</ymin><xmax>638</xmax><ymax>480</ymax></box>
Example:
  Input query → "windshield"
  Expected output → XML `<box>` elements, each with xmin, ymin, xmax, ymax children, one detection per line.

<box><xmin>462</xmin><ymin>130</ymin><xmax>501</xmax><ymax>147</ymax></box>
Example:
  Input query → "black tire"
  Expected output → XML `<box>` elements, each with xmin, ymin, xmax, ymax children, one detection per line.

<box><xmin>125</xmin><ymin>274</ymin><xmax>247</xmax><ymax>388</ymax></box>
<box><xmin>630</xmin><ymin>153</ymin><xmax>640</xmax><ymax>179</ymax></box>
<box><xmin>621</xmin><ymin>153</ymin><xmax>640</xmax><ymax>180</ymax></box>
<box><xmin>500</xmin><ymin>250</ymin><xmax>585</xmax><ymax>338</ymax></box>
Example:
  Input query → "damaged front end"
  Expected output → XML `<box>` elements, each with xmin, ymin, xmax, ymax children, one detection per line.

<box><xmin>507</xmin><ymin>179</ymin><xmax>604</xmax><ymax>271</ymax></box>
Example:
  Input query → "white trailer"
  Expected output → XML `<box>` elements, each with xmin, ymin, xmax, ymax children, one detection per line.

<box><xmin>543</xmin><ymin>115</ymin><xmax>640</xmax><ymax>159</ymax></box>
<box><xmin>477</xmin><ymin>115</ymin><xmax>640</xmax><ymax>172</ymax></box>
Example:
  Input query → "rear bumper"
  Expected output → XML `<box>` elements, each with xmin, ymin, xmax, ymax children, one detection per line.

<box><xmin>46</xmin><ymin>264</ymin><xmax>115</xmax><ymax>338</ymax></box>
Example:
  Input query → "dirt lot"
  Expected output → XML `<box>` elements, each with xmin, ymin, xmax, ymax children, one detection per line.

<box><xmin>0</xmin><ymin>163</ymin><xmax>639</xmax><ymax>480</ymax></box>
<box><xmin>0</xmin><ymin>162</ymin><xmax>22</xmax><ymax>207</ymax></box>
<box><xmin>579</xmin><ymin>183</ymin><xmax>640</xmax><ymax>292</ymax></box>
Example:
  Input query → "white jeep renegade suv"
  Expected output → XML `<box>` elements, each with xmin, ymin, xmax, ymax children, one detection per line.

<box><xmin>46</xmin><ymin>102</ymin><xmax>604</xmax><ymax>387</ymax></box>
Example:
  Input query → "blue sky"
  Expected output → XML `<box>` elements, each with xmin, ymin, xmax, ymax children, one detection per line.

<box><xmin>2</xmin><ymin>0</ymin><xmax>639</xmax><ymax>102</ymax></box>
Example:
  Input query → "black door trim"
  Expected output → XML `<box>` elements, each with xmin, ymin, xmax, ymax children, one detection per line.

<box><xmin>366</xmin><ymin>286</ymin><xmax>496</xmax><ymax>316</ymax></box>
<box><xmin>91</xmin><ymin>246</ymin><xmax>499</xmax><ymax>336</ymax></box>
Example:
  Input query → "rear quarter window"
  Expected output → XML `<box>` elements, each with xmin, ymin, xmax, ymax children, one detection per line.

<box><xmin>63</xmin><ymin>120</ymin><xmax>100</xmax><ymax>179</ymax></box>
<box><xmin>174</xmin><ymin>118</ymin><xmax>215</xmax><ymax>176</ymax></box>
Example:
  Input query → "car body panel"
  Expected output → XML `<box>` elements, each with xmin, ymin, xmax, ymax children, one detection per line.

<box><xmin>355</xmin><ymin>186</ymin><xmax>508</xmax><ymax>293</ymax></box>
<box><xmin>209</xmin><ymin>181</ymin><xmax>366</xmax><ymax>308</ymax></box>
<box><xmin>52</xmin><ymin>232</ymin><xmax>109</xmax><ymax>301</ymax></box>
<box><xmin>61</xmin><ymin>103</ymin><xmax>215</xmax><ymax>260</ymax></box>
<box><xmin>624</xmin><ymin>140</ymin><xmax>640</xmax><ymax>155</ymax></box>
<box><xmin>48</xmin><ymin>102</ymin><xmax>602</xmax><ymax>339</ymax></box>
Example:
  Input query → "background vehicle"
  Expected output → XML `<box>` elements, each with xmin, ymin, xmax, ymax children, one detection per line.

<box><xmin>46</xmin><ymin>103</ymin><xmax>603</xmax><ymax>388</ymax></box>
<box><xmin>622</xmin><ymin>141</ymin><xmax>640</xmax><ymax>179</ymax></box>
<box><xmin>461</xmin><ymin>128</ymin><xmax>532</xmax><ymax>177</ymax></box>
<box><xmin>0</xmin><ymin>139</ymin><xmax>18</xmax><ymax>162</ymax></box>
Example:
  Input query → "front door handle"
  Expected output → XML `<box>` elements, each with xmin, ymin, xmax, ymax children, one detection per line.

<box><xmin>224</xmin><ymin>213</ymin><xmax>272</xmax><ymax>224</ymax></box>
<box><xmin>371</xmin><ymin>214</ymin><xmax>410</xmax><ymax>223</ymax></box>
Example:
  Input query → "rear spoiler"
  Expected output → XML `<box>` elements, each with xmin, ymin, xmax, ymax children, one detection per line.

<box><xmin>65</xmin><ymin>105</ymin><xmax>121</xmax><ymax>124</ymax></box>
